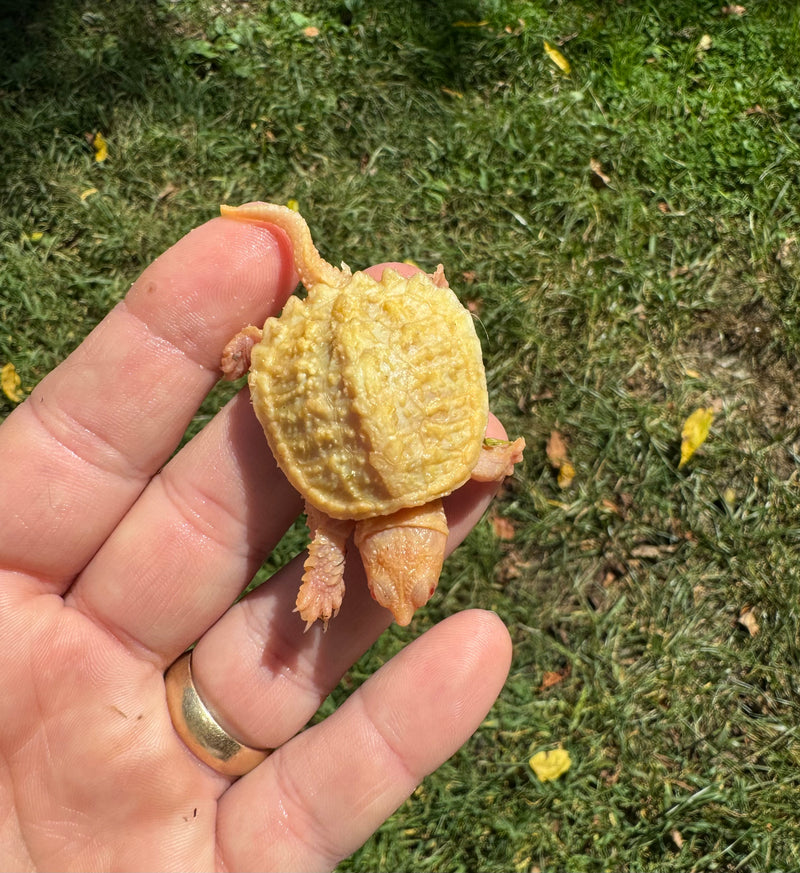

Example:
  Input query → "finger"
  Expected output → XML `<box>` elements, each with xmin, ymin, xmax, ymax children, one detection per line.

<box><xmin>0</xmin><ymin>216</ymin><xmax>297</xmax><ymax>589</ymax></box>
<box><xmin>66</xmin><ymin>388</ymin><xmax>302</xmax><ymax>663</ymax></box>
<box><xmin>216</xmin><ymin>609</ymin><xmax>512</xmax><ymax>872</ymax></box>
<box><xmin>186</xmin><ymin>414</ymin><xmax>507</xmax><ymax>752</ymax></box>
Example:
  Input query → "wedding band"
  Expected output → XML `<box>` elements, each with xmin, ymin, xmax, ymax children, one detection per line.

<box><xmin>165</xmin><ymin>652</ymin><xmax>269</xmax><ymax>777</ymax></box>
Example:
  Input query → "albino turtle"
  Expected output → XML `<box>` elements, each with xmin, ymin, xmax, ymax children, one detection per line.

<box><xmin>220</xmin><ymin>202</ymin><xmax>525</xmax><ymax>628</ymax></box>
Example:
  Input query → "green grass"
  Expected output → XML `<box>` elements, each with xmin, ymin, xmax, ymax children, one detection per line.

<box><xmin>4</xmin><ymin>0</ymin><xmax>800</xmax><ymax>869</ymax></box>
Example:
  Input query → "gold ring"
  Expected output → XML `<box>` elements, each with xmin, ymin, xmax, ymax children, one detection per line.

<box><xmin>164</xmin><ymin>652</ymin><xmax>269</xmax><ymax>777</ymax></box>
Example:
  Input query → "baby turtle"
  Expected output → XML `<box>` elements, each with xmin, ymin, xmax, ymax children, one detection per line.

<box><xmin>221</xmin><ymin>202</ymin><xmax>524</xmax><ymax>628</ymax></box>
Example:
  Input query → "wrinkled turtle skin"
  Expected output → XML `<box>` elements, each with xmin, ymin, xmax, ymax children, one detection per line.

<box><xmin>221</xmin><ymin>202</ymin><xmax>524</xmax><ymax>628</ymax></box>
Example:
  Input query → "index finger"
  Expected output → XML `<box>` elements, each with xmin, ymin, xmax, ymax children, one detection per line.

<box><xmin>0</xmin><ymin>216</ymin><xmax>297</xmax><ymax>589</ymax></box>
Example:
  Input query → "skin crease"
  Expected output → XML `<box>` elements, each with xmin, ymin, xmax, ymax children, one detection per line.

<box><xmin>0</xmin><ymin>215</ymin><xmax>514</xmax><ymax>872</ymax></box>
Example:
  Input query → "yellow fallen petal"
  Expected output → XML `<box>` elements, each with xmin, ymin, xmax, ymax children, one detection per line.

<box><xmin>286</xmin><ymin>199</ymin><xmax>300</xmax><ymax>212</ymax></box>
<box><xmin>93</xmin><ymin>132</ymin><xmax>108</xmax><ymax>162</ymax></box>
<box><xmin>546</xmin><ymin>429</ymin><xmax>575</xmax><ymax>488</ymax></box>
<box><xmin>80</xmin><ymin>187</ymin><xmax>99</xmax><ymax>201</ymax></box>
<box><xmin>529</xmin><ymin>748</ymin><xmax>571</xmax><ymax>782</ymax></box>
<box><xmin>1</xmin><ymin>362</ymin><xmax>24</xmax><ymax>403</ymax></box>
<box><xmin>29</xmin><ymin>231</ymin><xmax>44</xmax><ymax>241</ymax></box>
<box><xmin>557</xmin><ymin>460</ymin><xmax>576</xmax><ymax>489</ymax></box>
<box><xmin>679</xmin><ymin>407</ymin><xmax>714</xmax><ymax>468</ymax></box>
<box><xmin>544</xmin><ymin>41</ymin><xmax>571</xmax><ymax>74</ymax></box>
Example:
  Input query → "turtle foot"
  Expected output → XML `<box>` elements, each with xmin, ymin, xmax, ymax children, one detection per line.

<box><xmin>295</xmin><ymin>505</ymin><xmax>354</xmax><ymax>630</ymax></box>
<box><xmin>220</xmin><ymin>325</ymin><xmax>262</xmax><ymax>380</ymax></box>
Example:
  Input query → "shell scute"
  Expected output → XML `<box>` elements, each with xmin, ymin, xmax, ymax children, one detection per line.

<box><xmin>250</xmin><ymin>267</ymin><xmax>487</xmax><ymax>520</ymax></box>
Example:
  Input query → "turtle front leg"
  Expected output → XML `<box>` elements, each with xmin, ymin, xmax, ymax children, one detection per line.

<box><xmin>354</xmin><ymin>499</ymin><xmax>449</xmax><ymax>626</ymax></box>
<box><xmin>220</xmin><ymin>324</ymin><xmax>262</xmax><ymax>380</ymax></box>
<box><xmin>295</xmin><ymin>503</ymin><xmax>354</xmax><ymax>631</ymax></box>
<box><xmin>471</xmin><ymin>436</ymin><xmax>526</xmax><ymax>482</ymax></box>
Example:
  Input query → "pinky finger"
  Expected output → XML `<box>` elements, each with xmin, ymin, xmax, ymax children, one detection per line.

<box><xmin>215</xmin><ymin>609</ymin><xmax>512</xmax><ymax>872</ymax></box>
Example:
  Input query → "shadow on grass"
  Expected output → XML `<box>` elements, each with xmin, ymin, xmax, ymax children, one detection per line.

<box><xmin>0</xmin><ymin>0</ymin><xmax>511</xmax><ymax>197</ymax></box>
<box><xmin>1</xmin><ymin>0</ymin><xmax>179</xmax><ymax>129</ymax></box>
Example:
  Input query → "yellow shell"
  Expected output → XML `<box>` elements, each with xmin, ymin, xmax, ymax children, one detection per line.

<box><xmin>248</xmin><ymin>268</ymin><xmax>488</xmax><ymax>519</ymax></box>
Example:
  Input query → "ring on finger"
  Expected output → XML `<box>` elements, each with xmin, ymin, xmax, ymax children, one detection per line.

<box><xmin>164</xmin><ymin>651</ymin><xmax>270</xmax><ymax>777</ymax></box>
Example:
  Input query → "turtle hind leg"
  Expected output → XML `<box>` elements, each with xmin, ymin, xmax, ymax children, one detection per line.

<box><xmin>354</xmin><ymin>499</ymin><xmax>449</xmax><ymax>626</ymax></box>
<box><xmin>295</xmin><ymin>504</ymin><xmax>354</xmax><ymax>631</ymax></box>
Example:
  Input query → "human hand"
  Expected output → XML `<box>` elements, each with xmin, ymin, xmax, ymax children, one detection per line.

<box><xmin>0</xmin><ymin>214</ymin><xmax>512</xmax><ymax>871</ymax></box>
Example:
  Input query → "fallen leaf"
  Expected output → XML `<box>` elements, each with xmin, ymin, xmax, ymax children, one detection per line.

<box><xmin>631</xmin><ymin>543</ymin><xmax>676</xmax><ymax>559</ymax></box>
<box><xmin>529</xmin><ymin>748</ymin><xmax>571</xmax><ymax>782</ymax></box>
<box><xmin>504</xmin><ymin>20</ymin><xmax>525</xmax><ymax>35</ymax></box>
<box><xmin>491</xmin><ymin>515</ymin><xmax>516</xmax><ymax>540</ymax></box>
<box><xmin>696</xmin><ymin>34</ymin><xmax>713</xmax><ymax>58</ymax></box>
<box><xmin>466</xmin><ymin>298</ymin><xmax>482</xmax><ymax>314</ymax></box>
<box><xmin>546</xmin><ymin>429</ymin><xmax>575</xmax><ymax>488</ymax></box>
<box><xmin>671</xmin><ymin>829</ymin><xmax>684</xmax><ymax>850</ymax></box>
<box><xmin>546</xmin><ymin>429</ymin><xmax>568</xmax><ymax>466</ymax></box>
<box><xmin>1</xmin><ymin>362</ymin><xmax>24</xmax><ymax>403</ymax></box>
<box><xmin>92</xmin><ymin>131</ymin><xmax>108</xmax><ymax>162</ymax></box>
<box><xmin>589</xmin><ymin>158</ymin><xmax>612</xmax><ymax>189</ymax></box>
<box><xmin>722</xmin><ymin>5</ymin><xmax>746</xmax><ymax>15</ymax></box>
<box><xmin>544</xmin><ymin>41</ymin><xmax>571</xmax><ymax>74</ymax></box>
<box><xmin>540</xmin><ymin>666</ymin><xmax>571</xmax><ymax>690</ymax></box>
<box><xmin>557</xmin><ymin>461</ymin><xmax>575</xmax><ymax>489</ymax></box>
<box><xmin>452</xmin><ymin>19</ymin><xmax>488</xmax><ymax>27</ymax></box>
<box><xmin>600</xmin><ymin>498</ymin><xmax>624</xmax><ymax>516</ymax></box>
<box><xmin>679</xmin><ymin>407</ymin><xmax>714</xmax><ymax>468</ymax></box>
<box><xmin>441</xmin><ymin>86</ymin><xmax>463</xmax><ymax>99</ymax></box>
<box><xmin>737</xmin><ymin>605</ymin><xmax>759</xmax><ymax>636</ymax></box>
<box><xmin>157</xmin><ymin>182</ymin><xmax>178</xmax><ymax>202</ymax></box>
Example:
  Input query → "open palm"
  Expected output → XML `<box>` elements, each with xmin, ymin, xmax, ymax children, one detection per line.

<box><xmin>0</xmin><ymin>214</ymin><xmax>512</xmax><ymax>871</ymax></box>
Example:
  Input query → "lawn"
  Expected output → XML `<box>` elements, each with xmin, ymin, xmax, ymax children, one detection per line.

<box><xmin>3</xmin><ymin>0</ymin><xmax>800</xmax><ymax>869</ymax></box>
